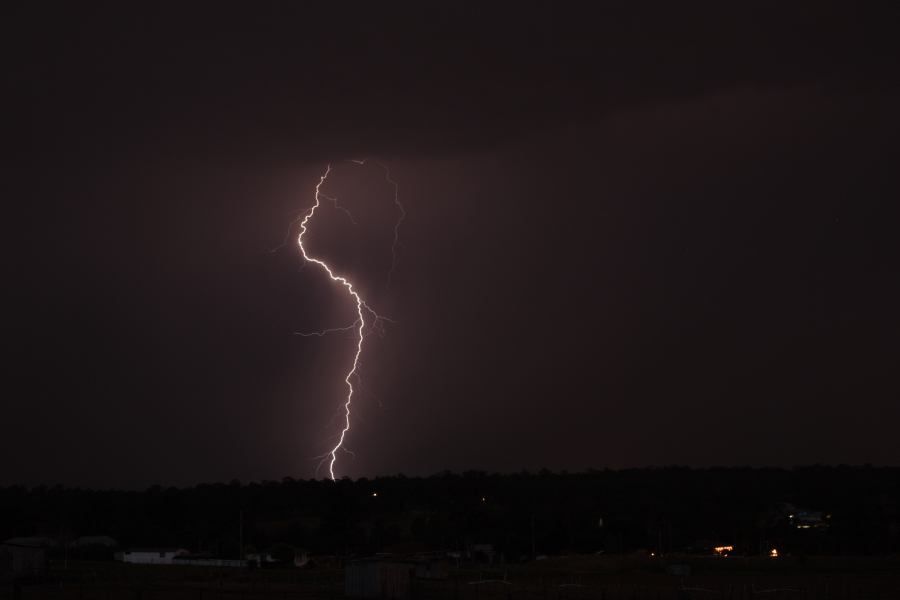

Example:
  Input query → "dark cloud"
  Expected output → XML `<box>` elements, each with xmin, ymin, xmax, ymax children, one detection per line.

<box><xmin>9</xmin><ymin>2</ymin><xmax>899</xmax><ymax>161</ymax></box>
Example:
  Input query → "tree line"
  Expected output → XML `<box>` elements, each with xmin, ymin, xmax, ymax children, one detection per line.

<box><xmin>2</xmin><ymin>467</ymin><xmax>898</xmax><ymax>560</ymax></box>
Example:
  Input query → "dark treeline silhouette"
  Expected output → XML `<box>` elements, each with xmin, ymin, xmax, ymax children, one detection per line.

<box><xmin>2</xmin><ymin>467</ymin><xmax>898</xmax><ymax>560</ymax></box>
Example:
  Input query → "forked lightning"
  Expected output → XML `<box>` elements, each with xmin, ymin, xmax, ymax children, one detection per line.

<box><xmin>294</xmin><ymin>161</ymin><xmax>403</xmax><ymax>480</ymax></box>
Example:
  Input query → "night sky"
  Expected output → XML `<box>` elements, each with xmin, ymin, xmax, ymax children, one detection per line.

<box><xmin>5</xmin><ymin>3</ymin><xmax>900</xmax><ymax>487</ymax></box>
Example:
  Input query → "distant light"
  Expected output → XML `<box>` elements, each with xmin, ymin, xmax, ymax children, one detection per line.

<box><xmin>481</xmin><ymin>497</ymin><xmax>486</xmax><ymax>502</ymax></box>
<box><xmin>769</xmin><ymin>548</ymin><xmax>779</xmax><ymax>558</ymax></box>
<box><xmin>713</xmin><ymin>545</ymin><xmax>733</xmax><ymax>556</ymax></box>
<box><xmin>650</xmin><ymin>552</ymin><xmax>656</xmax><ymax>557</ymax></box>
<box><xmin>371</xmin><ymin>492</ymin><xmax>378</xmax><ymax>497</ymax></box>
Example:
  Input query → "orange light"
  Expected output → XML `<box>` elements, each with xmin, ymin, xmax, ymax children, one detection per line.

<box><xmin>713</xmin><ymin>545</ymin><xmax>733</xmax><ymax>556</ymax></box>
<box><xmin>769</xmin><ymin>548</ymin><xmax>779</xmax><ymax>558</ymax></box>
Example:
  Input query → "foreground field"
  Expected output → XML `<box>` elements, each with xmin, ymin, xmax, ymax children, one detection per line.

<box><xmin>4</xmin><ymin>556</ymin><xmax>900</xmax><ymax>600</ymax></box>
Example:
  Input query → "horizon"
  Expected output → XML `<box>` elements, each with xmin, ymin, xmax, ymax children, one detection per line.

<box><xmin>6</xmin><ymin>464</ymin><xmax>899</xmax><ymax>492</ymax></box>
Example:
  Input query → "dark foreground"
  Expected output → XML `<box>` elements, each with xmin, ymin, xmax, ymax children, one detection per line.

<box><xmin>5</xmin><ymin>556</ymin><xmax>900</xmax><ymax>600</ymax></box>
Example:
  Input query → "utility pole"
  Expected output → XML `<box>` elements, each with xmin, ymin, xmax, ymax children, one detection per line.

<box><xmin>530</xmin><ymin>513</ymin><xmax>536</xmax><ymax>561</ymax></box>
<box><xmin>61</xmin><ymin>525</ymin><xmax>68</xmax><ymax>571</ymax></box>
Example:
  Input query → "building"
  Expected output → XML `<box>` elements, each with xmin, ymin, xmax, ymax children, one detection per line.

<box><xmin>790</xmin><ymin>510</ymin><xmax>830</xmax><ymax>530</ymax></box>
<box><xmin>0</xmin><ymin>543</ymin><xmax>47</xmax><ymax>580</ymax></box>
<box><xmin>172</xmin><ymin>555</ymin><xmax>247</xmax><ymax>568</ymax></box>
<box><xmin>71</xmin><ymin>536</ymin><xmax>118</xmax><ymax>549</ymax></box>
<box><xmin>246</xmin><ymin>548</ymin><xmax>309</xmax><ymax>568</ymax></box>
<box><xmin>3</xmin><ymin>537</ymin><xmax>56</xmax><ymax>549</ymax></box>
<box><xmin>470</xmin><ymin>543</ymin><xmax>496</xmax><ymax>564</ymax></box>
<box><xmin>70</xmin><ymin>536</ymin><xmax>119</xmax><ymax>560</ymax></box>
<box><xmin>413</xmin><ymin>557</ymin><xmax>449</xmax><ymax>580</ymax></box>
<box><xmin>116</xmin><ymin>548</ymin><xmax>188</xmax><ymax>565</ymax></box>
<box><xmin>345</xmin><ymin>559</ymin><xmax>414</xmax><ymax>599</ymax></box>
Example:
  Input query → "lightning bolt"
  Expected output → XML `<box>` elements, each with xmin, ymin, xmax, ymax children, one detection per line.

<box><xmin>295</xmin><ymin>161</ymin><xmax>403</xmax><ymax>480</ymax></box>
<box><xmin>350</xmin><ymin>159</ymin><xmax>405</xmax><ymax>285</ymax></box>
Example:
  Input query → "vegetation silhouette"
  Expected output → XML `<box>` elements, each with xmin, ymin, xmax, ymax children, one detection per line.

<box><xmin>2</xmin><ymin>467</ymin><xmax>898</xmax><ymax>560</ymax></box>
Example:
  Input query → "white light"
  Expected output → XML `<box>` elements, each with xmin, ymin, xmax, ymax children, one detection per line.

<box><xmin>296</xmin><ymin>163</ymin><xmax>402</xmax><ymax>481</ymax></box>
